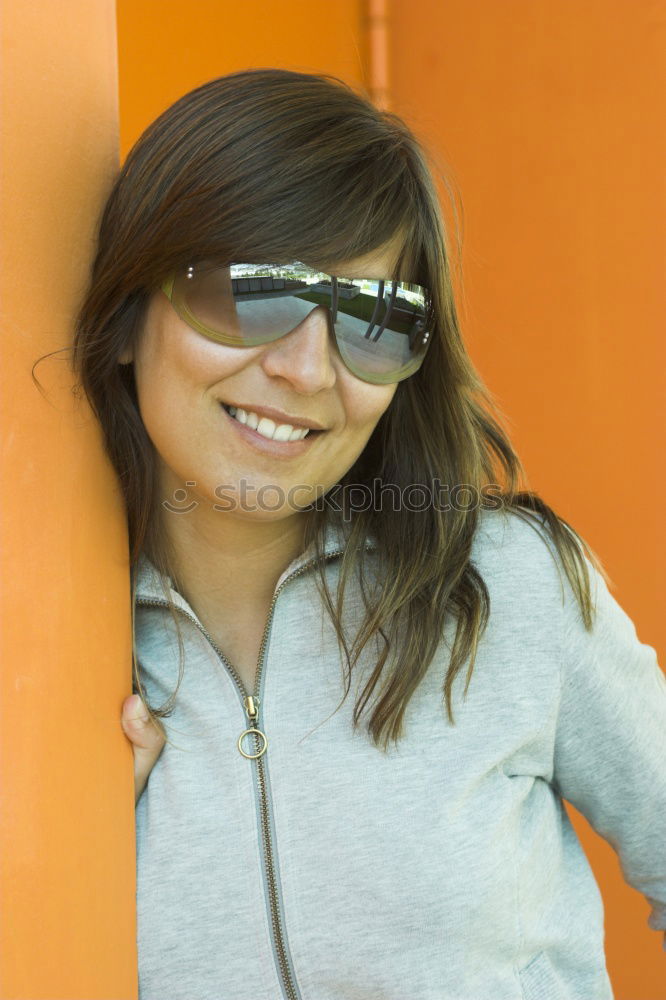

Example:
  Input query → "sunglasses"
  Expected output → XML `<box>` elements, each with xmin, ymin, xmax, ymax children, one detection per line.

<box><xmin>161</xmin><ymin>261</ymin><xmax>433</xmax><ymax>385</ymax></box>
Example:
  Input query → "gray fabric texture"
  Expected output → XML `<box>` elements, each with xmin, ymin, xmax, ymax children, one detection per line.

<box><xmin>133</xmin><ymin>507</ymin><xmax>666</xmax><ymax>999</ymax></box>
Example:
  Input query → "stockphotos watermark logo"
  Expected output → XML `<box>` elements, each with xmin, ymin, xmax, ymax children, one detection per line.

<box><xmin>162</xmin><ymin>479</ymin><xmax>505</xmax><ymax>519</ymax></box>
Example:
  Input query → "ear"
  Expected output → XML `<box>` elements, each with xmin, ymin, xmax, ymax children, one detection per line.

<box><xmin>118</xmin><ymin>346</ymin><xmax>133</xmax><ymax>365</ymax></box>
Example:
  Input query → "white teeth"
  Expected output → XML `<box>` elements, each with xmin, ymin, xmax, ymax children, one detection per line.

<box><xmin>256</xmin><ymin>416</ymin><xmax>274</xmax><ymax>436</ymax></box>
<box><xmin>224</xmin><ymin>404</ymin><xmax>310</xmax><ymax>442</ymax></box>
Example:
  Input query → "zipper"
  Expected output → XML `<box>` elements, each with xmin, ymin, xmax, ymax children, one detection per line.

<box><xmin>135</xmin><ymin>545</ymin><xmax>347</xmax><ymax>1000</ymax></box>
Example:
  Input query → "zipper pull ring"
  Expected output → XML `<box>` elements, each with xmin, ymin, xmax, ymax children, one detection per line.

<box><xmin>238</xmin><ymin>695</ymin><xmax>268</xmax><ymax>759</ymax></box>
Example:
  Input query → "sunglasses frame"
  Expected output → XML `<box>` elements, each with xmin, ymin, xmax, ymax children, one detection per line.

<box><xmin>160</xmin><ymin>261</ymin><xmax>433</xmax><ymax>386</ymax></box>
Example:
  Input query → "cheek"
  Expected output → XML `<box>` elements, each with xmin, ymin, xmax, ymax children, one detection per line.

<box><xmin>344</xmin><ymin>381</ymin><xmax>397</xmax><ymax>432</ymax></box>
<box><xmin>134</xmin><ymin>330</ymin><xmax>257</xmax><ymax>407</ymax></box>
<box><xmin>131</xmin><ymin>343</ymin><xmax>199</xmax><ymax>449</ymax></box>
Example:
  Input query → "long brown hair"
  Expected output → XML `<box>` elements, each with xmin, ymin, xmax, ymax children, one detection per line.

<box><xmin>35</xmin><ymin>68</ymin><xmax>608</xmax><ymax>751</ymax></box>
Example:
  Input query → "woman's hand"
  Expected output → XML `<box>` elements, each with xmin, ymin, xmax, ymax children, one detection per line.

<box><xmin>121</xmin><ymin>694</ymin><xmax>166</xmax><ymax>805</ymax></box>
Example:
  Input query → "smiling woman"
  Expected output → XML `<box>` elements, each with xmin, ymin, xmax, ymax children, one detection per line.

<box><xmin>51</xmin><ymin>68</ymin><xmax>666</xmax><ymax>1000</ymax></box>
<box><xmin>118</xmin><ymin>238</ymin><xmax>403</xmax><ymax>531</ymax></box>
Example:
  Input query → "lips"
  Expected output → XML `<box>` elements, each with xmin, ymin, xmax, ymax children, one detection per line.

<box><xmin>219</xmin><ymin>401</ymin><xmax>324</xmax><ymax>455</ymax></box>
<box><xmin>219</xmin><ymin>399</ymin><xmax>327</xmax><ymax>431</ymax></box>
<box><xmin>222</xmin><ymin>403</ymin><xmax>311</xmax><ymax>441</ymax></box>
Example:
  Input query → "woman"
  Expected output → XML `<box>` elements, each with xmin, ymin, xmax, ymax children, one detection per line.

<box><xmin>70</xmin><ymin>69</ymin><xmax>665</xmax><ymax>999</ymax></box>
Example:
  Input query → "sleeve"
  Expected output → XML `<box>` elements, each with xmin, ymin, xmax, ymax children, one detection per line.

<box><xmin>551</xmin><ymin>556</ymin><xmax>666</xmax><ymax>951</ymax></box>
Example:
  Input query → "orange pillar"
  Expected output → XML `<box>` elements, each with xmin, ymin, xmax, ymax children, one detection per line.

<box><xmin>0</xmin><ymin>2</ymin><xmax>137</xmax><ymax>997</ymax></box>
<box><xmin>391</xmin><ymin>3</ymin><xmax>665</xmax><ymax>998</ymax></box>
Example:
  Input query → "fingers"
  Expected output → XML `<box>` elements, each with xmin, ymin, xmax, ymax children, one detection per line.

<box><xmin>122</xmin><ymin>694</ymin><xmax>164</xmax><ymax>750</ymax></box>
<box><xmin>121</xmin><ymin>694</ymin><xmax>166</xmax><ymax>804</ymax></box>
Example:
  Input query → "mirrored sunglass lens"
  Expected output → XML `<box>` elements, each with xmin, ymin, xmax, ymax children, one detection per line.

<box><xmin>174</xmin><ymin>265</ymin><xmax>431</xmax><ymax>377</ymax></box>
<box><xmin>176</xmin><ymin>263</ymin><xmax>332</xmax><ymax>342</ymax></box>
<box><xmin>176</xmin><ymin>265</ymin><xmax>243</xmax><ymax>338</ymax></box>
<box><xmin>331</xmin><ymin>277</ymin><xmax>429</xmax><ymax>377</ymax></box>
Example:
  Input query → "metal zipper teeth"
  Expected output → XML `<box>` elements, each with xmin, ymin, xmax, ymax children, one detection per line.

<box><xmin>135</xmin><ymin>545</ymin><xmax>347</xmax><ymax>1000</ymax></box>
<box><xmin>250</xmin><ymin>545</ymin><xmax>352</xmax><ymax>1000</ymax></box>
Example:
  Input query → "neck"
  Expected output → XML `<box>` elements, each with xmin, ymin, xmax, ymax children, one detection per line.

<box><xmin>155</xmin><ymin>483</ymin><xmax>314</xmax><ymax>623</ymax></box>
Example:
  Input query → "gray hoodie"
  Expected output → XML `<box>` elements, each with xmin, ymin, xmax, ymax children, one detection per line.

<box><xmin>133</xmin><ymin>507</ymin><xmax>666</xmax><ymax>1000</ymax></box>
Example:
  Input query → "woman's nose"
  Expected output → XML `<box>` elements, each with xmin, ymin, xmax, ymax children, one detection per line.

<box><xmin>259</xmin><ymin>305</ymin><xmax>338</xmax><ymax>392</ymax></box>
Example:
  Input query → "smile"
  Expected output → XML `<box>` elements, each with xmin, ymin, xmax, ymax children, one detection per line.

<box><xmin>223</xmin><ymin>403</ymin><xmax>310</xmax><ymax>441</ymax></box>
<box><xmin>220</xmin><ymin>403</ymin><xmax>325</xmax><ymax>455</ymax></box>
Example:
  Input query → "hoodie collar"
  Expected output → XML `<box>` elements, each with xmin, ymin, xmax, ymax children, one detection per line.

<box><xmin>133</xmin><ymin>519</ymin><xmax>377</xmax><ymax>606</ymax></box>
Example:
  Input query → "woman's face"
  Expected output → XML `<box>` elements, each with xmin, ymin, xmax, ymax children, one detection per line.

<box><xmin>122</xmin><ymin>239</ymin><xmax>404</xmax><ymax>521</ymax></box>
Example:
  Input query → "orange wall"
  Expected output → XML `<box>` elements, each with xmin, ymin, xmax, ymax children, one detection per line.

<box><xmin>117</xmin><ymin>0</ymin><xmax>368</xmax><ymax>161</ymax></box>
<box><xmin>391</xmin><ymin>4</ymin><xmax>665</xmax><ymax>995</ymax></box>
